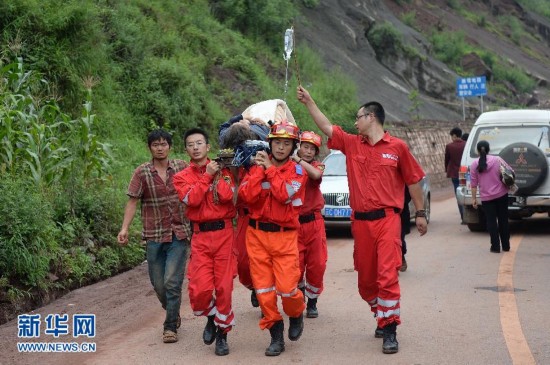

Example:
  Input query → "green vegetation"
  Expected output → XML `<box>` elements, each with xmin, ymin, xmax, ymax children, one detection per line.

<box><xmin>429</xmin><ymin>29</ymin><xmax>536</xmax><ymax>96</ymax></box>
<box><xmin>430</xmin><ymin>31</ymin><xmax>469</xmax><ymax>68</ymax></box>
<box><xmin>446</xmin><ymin>0</ymin><xmax>462</xmax><ymax>10</ymax></box>
<box><xmin>408</xmin><ymin>89</ymin><xmax>422</xmax><ymax>121</ymax></box>
<box><xmin>367</xmin><ymin>21</ymin><xmax>424</xmax><ymax>62</ymax></box>
<box><xmin>0</xmin><ymin>55</ymin><xmax>143</xmax><ymax>304</ymax></box>
<box><xmin>499</xmin><ymin>15</ymin><xmax>525</xmax><ymax>45</ymax></box>
<box><xmin>302</xmin><ymin>0</ymin><xmax>320</xmax><ymax>8</ymax></box>
<box><xmin>401</xmin><ymin>11</ymin><xmax>417</xmax><ymax>29</ymax></box>
<box><xmin>517</xmin><ymin>0</ymin><xmax>550</xmax><ymax>21</ymax></box>
<box><xmin>367</xmin><ymin>21</ymin><xmax>403</xmax><ymax>58</ymax></box>
<box><xmin>0</xmin><ymin>0</ymin><xmax>356</xmax><ymax>321</ymax></box>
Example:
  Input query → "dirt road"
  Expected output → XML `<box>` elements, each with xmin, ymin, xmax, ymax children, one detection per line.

<box><xmin>1</xmin><ymin>191</ymin><xmax>549</xmax><ymax>365</ymax></box>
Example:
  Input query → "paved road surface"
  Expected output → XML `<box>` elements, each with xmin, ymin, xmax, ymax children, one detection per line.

<box><xmin>1</xmin><ymin>192</ymin><xmax>549</xmax><ymax>365</ymax></box>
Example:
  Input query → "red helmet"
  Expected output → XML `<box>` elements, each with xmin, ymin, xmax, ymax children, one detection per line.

<box><xmin>267</xmin><ymin>121</ymin><xmax>300</xmax><ymax>140</ymax></box>
<box><xmin>300</xmin><ymin>131</ymin><xmax>322</xmax><ymax>148</ymax></box>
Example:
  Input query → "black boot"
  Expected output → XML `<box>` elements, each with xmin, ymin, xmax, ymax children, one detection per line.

<box><xmin>306</xmin><ymin>298</ymin><xmax>318</xmax><ymax>318</ymax></box>
<box><xmin>375</xmin><ymin>326</ymin><xmax>384</xmax><ymax>338</ymax></box>
<box><xmin>265</xmin><ymin>320</ymin><xmax>285</xmax><ymax>356</ymax></box>
<box><xmin>203</xmin><ymin>315</ymin><xmax>216</xmax><ymax>345</ymax></box>
<box><xmin>251</xmin><ymin>289</ymin><xmax>259</xmax><ymax>308</ymax></box>
<box><xmin>288</xmin><ymin>313</ymin><xmax>304</xmax><ymax>341</ymax></box>
<box><xmin>214</xmin><ymin>328</ymin><xmax>229</xmax><ymax>356</ymax></box>
<box><xmin>382</xmin><ymin>323</ymin><xmax>398</xmax><ymax>354</ymax></box>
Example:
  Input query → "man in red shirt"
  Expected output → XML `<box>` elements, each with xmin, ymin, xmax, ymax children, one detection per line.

<box><xmin>445</xmin><ymin>127</ymin><xmax>466</xmax><ymax>223</ymax></box>
<box><xmin>238</xmin><ymin>121</ymin><xmax>307</xmax><ymax>357</ymax></box>
<box><xmin>173</xmin><ymin>128</ymin><xmax>237</xmax><ymax>356</ymax></box>
<box><xmin>297</xmin><ymin>86</ymin><xmax>428</xmax><ymax>354</ymax></box>
<box><xmin>117</xmin><ymin>129</ymin><xmax>191</xmax><ymax>344</ymax></box>
<box><xmin>291</xmin><ymin>131</ymin><xmax>327</xmax><ymax>318</ymax></box>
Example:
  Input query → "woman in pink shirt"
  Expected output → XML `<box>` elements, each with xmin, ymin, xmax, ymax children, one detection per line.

<box><xmin>470</xmin><ymin>140</ymin><xmax>513</xmax><ymax>253</ymax></box>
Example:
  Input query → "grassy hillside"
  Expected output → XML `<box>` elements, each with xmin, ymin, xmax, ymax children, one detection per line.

<box><xmin>0</xmin><ymin>0</ymin><xmax>357</xmax><ymax>322</ymax></box>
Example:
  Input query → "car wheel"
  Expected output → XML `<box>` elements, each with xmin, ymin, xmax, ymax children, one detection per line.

<box><xmin>500</xmin><ymin>142</ymin><xmax>548</xmax><ymax>195</ymax></box>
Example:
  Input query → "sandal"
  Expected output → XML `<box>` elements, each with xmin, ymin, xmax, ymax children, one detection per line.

<box><xmin>163</xmin><ymin>330</ymin><xmax>178</xmax><ymax>343</ymax></box>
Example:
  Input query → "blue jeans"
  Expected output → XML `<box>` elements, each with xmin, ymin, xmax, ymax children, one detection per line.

<box><xmin>147</xmin><ymin>235</ymin><xmax>189</xmax><ymax>332</ymax></box>
<box><xmin>451</xmin><ymin>178</ymin><xmax>463</xmax><ymax>220</ymax></box>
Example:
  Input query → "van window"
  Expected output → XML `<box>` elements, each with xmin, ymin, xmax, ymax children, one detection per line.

<box><xmin>468</xmin><ymin>126</ymin><xmax>550</xmax><ymax>157</ymax></box>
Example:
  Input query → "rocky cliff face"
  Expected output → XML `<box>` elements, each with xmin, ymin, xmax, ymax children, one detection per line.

<box><xmin>297</xmin><ymin>0</ymin><xmax>550</xmax><ymax>122</ymax></box>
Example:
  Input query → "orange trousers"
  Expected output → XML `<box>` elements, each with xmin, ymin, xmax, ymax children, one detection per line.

<box><xmin>246</xmin><ymin>226</ymin><xmax>305</xmax><ymax>330</ymax></box>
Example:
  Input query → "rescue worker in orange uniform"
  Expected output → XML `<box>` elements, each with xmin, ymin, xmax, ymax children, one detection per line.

<box><xmin>238</xmin><ymin>121</ymin><xmax>307</xmax><ymax>357</ymax></box>
<box><xmin>297</xmin><ymin>86</ymin><xmax>428</xmax><ymax>354</ymax></box>
<box><xmin>173</xmin><ymin>128</ymin><xmax>237</xmax><ymax>357</ymax></box>
<box><xmin>291</xmin><ymin>131</ymin><xmax>327</xmax><ymax>318</ymax></box>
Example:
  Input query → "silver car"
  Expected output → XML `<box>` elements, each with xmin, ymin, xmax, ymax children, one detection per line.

<box><xmin>320</xmin><ymin>150</ymin><xmax>431</xmax><ymax>229</ymax></box>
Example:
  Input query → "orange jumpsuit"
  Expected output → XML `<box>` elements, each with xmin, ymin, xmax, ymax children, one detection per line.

<box><xmin>328</xmin><ymin>126</ymin><xmax>425</xmax><ymax>328</ymax></box>
<box><xmin>173</xmin><ymin>160</ymin><xmax>237</xmax><ymax>332</ymax></box>
<box><xmin>298</xmin><ymin>161</ymin><xmax>327</xmax><ymax>299</ymax></box>
<box><xmin>238</xmin><ymin>159</ymin><xmax>307</xmax><ymax>330</ymax></box>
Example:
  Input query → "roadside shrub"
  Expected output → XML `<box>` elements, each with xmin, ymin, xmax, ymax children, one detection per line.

<box><xmin>401</xmin><ymin>11</ymin><xmax>417</xmax><ymax>28</ymax></box>
<box><xmin>0</xmin><ymin>177</ymin><xmax>61</xmax><ymax>288</ymax></box>
<box><xmin>446</xmin><ymin>0</ymin><xmax>461</xmax><ymax>10</ymax></box>
<box><xmin>500</xmin><ymin>15</ymin><xmax>523</xmax><ymax>45</ymax></box>
<box><xmin>429</xmin><ymin>30</ymin><xmax>468</xmax><ymax>67</ymax></box>
<box><xmin>493</xmin><ymin>64</ymin><xmax>536</xmax><ymax>94</ymax></box>
<box><xmin>208</xmin><ymin>0</ymin><xmax>298</xmax><ymax>50</ymax></box>
<box><xmin>302</xmin><ymin>0</ymin><xmax>319</xmax><ymax>8</ymax></box>
<box><xmin>367</xmin><ymin>21</ymin><xmax>403</xmax><ymax>59</ymax></box>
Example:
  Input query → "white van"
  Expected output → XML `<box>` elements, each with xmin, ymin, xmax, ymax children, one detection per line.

<box><xmin>456</xmin><ymin>110</ymin><xmax>550</xmax><ymax>231</ymax></box>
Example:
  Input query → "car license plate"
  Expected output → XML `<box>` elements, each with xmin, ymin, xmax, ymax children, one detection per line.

<box><xmin>324</xmin><ymin>208</ymin><xmax>351</xmax><ymax>217</ymax></box>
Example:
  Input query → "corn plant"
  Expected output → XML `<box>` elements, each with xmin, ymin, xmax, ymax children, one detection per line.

<box><xmin>76</xmin><ymin>91</ymin><xmax>111</xmax><ymax>181</ymax></box>
<box><xmin>0</xmin><ymin>56</ymin><xmax>111</xmax><ymax>186</ymax></box>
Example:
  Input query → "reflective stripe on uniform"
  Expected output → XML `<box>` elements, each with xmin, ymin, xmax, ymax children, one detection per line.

<box><xmin>193</xmin><ymin>299</ymin><xmax>216</xmax><ymax>316</ymax></box>
<box><xmin>378</xmin><ymin>298</ymin><xmax>399</xmax><ymax>308</ymax></box>
<box><xmin>216</xmin><ymin>318</ymin><xmax>236</xmax><ymax>328</ymax></box>
<box><xmin>377</xmin><ymin>308</ymin><xmax>400</xmax><ymax>318</ymax></box>
<box><xmin>306</xmin><ymin>283</ymin><xmax>320</xmax><ymax>293</ymax></box>
<box><xmin>286</xmin><ymin>183</ymin><xmax>297</xmax><ymax>198</ymax></box>
<box><xmin>182</xmin><ymin>192</ymin><xmax>190</xmax><ymax>205</ymax></box>
<box><xmin>256</xmin><ymin>286</ymin><xmax>276</xmax><ymax>294</ymax></box>
<box><xmin>277</xmin><ymin>288</ymin><xmax>297</xmax><ymax>298</ymax></box>
<box><xmin>216</xmin><ymin>310</ymin><xmax>233</xmax><ymax>322</ymax></box>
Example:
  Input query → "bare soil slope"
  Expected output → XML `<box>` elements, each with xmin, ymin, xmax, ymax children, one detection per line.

<box><xmin>297</xmin><ymin>0</ymin><xmax>550</xmax><ymax>121</ymax></box>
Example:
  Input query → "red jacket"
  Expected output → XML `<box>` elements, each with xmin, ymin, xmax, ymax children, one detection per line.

<box><xmin>299</xmin><ymin>161</ymin><xmax>325</xmax><ymax>215</ymax></box>
<box><xmin>238</xmin><ymin>159</ymin><xmax>307</xmax><ymax>229</ymax></box>
<box><xmin>173</xmin><ymin>159</ymin><xmax>236</xmax><ymax>222</ymax></box>
<box><xmin>328</xmin><ymin>127</ymin><xmax>425</xmax><ymax>212</ymax></box>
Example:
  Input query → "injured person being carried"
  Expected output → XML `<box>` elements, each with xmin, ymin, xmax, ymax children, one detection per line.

<box><xmin>217</xmin><ymin>99</ymin><xmax>297</xmax><ymax>169</ymax></box>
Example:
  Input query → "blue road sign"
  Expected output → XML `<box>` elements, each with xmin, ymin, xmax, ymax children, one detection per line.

<box><xmin>457</xmin><ymin>76</ymin><xmax>487</xmax><ymax>97</ymax></box>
